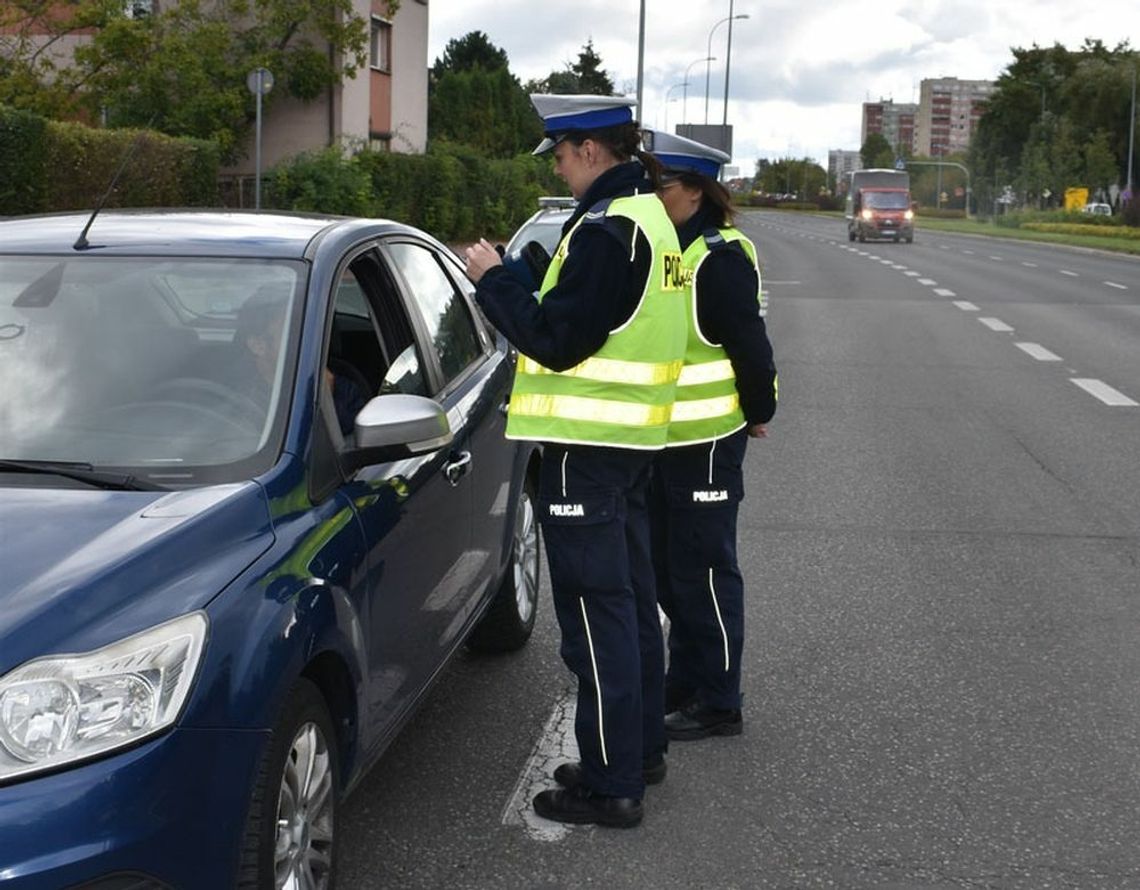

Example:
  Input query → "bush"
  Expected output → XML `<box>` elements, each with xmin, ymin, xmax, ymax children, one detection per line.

<box><xmin>1020</xmin><ymin>222</ymin><xmax>1140</xmax><ymax>239</ymax></box>
<box><xmin>265</xmin><ymin>146</ymin><xmax>372</xmax><ymax>216</ymax></box>
<box><xmin>0</xmin><ymin>106</ymin><xmax>48</xmax><ymax>215</ymax></box>
<box><xmin>1</xmin><ymin>106</ymin><xmax>219</xmax><ymax>214</ymax></box>
<box><xmin>914</xmin><ymin>207</ymin><xmax>966</xmax><ymax>219</ymax></box>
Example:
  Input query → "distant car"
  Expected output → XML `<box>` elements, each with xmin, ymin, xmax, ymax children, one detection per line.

<box><xmin>505</xmin><ymin>195</ymin><xmax>576</xmax><ymax>257</ymax></box>
<box><xmin>1082</xmin><ymin>202</ymin><xmax>1112</xmax><ymax>216</ymax></box>
<box><xmin>0</xmin><ymin>210</ymin><xmax>541</xmax><ymax>889</ymax></box>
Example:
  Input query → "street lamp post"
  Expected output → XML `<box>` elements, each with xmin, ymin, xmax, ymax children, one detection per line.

<box><xmin>722</xmin><ymin>0</ymin><xmax>747</xmax><ymax>127</ymax></box>
<box><xmin>664</xmin><ymin>82</ymin><xmax>688</xmax><ymax>132</ymax></box>
<box><xmin>683</xmin><ymin>56</ymin><xmax>715</xmax><ymax>125</ymax></box>
<box><xmin>705</xmin><ymin>12</ymin><xmax>749</xmax><ymax>124</ymax></box>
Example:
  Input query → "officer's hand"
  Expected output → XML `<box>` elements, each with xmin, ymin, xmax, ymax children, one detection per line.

<box><xmin>464</xmin><ymin>238</ymin><xmax>503</xmax><ymax>284</ymax></box>
<box><xmin>748</xmin><ymin>423</ymin><xmax>768</xmax><ymax>438</ymax></box>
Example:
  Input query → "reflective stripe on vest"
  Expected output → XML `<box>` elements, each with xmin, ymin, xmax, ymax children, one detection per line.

<box><xmin>667</xmin><ymin>227</ymin><xmax>759</xmax><ymax>446</ymax></box>
<box><xmin>505</xmin><ymin>192</ymin><xmax>687</xmax><ymax>449</ymax></box>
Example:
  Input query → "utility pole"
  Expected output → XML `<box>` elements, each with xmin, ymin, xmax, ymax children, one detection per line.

<box><xmin>635</xmin><ymin>0</ymin><xmax>645</xmax><ymax>124</ymax></box>
<box><xmin>1128</xmin><ymin>64</ymin><xmax>1136</xmax><ymax>197</ymax></box>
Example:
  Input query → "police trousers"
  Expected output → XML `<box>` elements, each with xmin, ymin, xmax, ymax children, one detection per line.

<box><xmin>650</xmin><ymin>428</ymin><xmax>748</xmax><ymax>711</ymax></box>
<box><xmin>538</xmin><ymin>443</ymin><xmax>666</xmax><ymax>800</ymax></box>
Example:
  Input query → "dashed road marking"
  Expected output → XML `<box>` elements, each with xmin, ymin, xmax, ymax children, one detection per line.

<box><xmin>904</xmin><ymin>270</ymin><xmax>921</xmax><ymax>277</ymax></box>
<box><xmin>1060</xmin><ymin>270</ymin><xmax>1079</xmax><ymax>277</ymax></box>
<box><xmin>1022</xmin><ymin>262</ymin><xmax>1038</xmax><ymax>268</ymax></box>
<box><xmin>917</xmin><ymin>278</ymin><xmax>937</xmax><ymax>286</ymax></box>
<box><xmin>1015</xmin><ymin>342</ymin><xmax>1063</xmax><ymax>361</ymax></box>
<box><xmin>934</xmin><ymin>288</ymin><xmax>957</xmax><ymax>297</ymax></box>
<box><xmin>979</xmin><ymin>317</ymin><xmax>1014</xmax><ymax>332</ymax></box>
<box><xmin>989</xmin><ymin>256</ymin><xmax>1004</xmax><ymax>261</ymax></box>
<box><xmin>1104</xmin><ymin>281</ymin><xmax>1128</xmax><ymax>290</ymax></box>
<box><xmin>953</xmin><ymin>301</ymin><xmax>979</xmax><ymax>311</ymax></box>
<box><xmin>1070</xmin><ymin>379</ymin><xmax>1138</xmax><ymax>407</ymax></box>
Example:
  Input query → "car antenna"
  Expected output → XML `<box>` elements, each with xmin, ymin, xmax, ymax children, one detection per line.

<box><xmin>73</xmin><ymin>115</ymin><xmax>156</xmax><ymax>251</ymax></box>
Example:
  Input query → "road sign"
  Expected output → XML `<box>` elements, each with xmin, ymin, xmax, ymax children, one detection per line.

<box><xmin>895</xmin><ymin>158</ymin><xmax>906</xmax><ymax>170</ymax></box>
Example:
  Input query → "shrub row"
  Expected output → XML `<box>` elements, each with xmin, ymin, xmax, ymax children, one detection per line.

<box><xmin>1020</xmin><ymin>222</ymin><xmax>1140</xmax><ymax>240</ymax></box>
<box><xmin>994</xmin><ymin>208</ymin><xmax>1123</xmax><ymax>229</ymax></box>
<box><xmin>1</xmin><ymin>105</ymin><xmax>220</xmax><ymax>215</ymax></box>
<box><xmin>266</xmin><ymin>140</ymin><xmax>563</xmax><ymax>242</ymax></box>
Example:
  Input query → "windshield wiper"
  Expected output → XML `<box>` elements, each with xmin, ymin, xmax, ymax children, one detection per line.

<box><xmin>0</xmin><ymin>459</ymin><xmax>164</xmax><ymax>491</ymax></box>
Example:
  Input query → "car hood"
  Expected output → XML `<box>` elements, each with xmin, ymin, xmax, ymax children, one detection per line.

<box><xmin>0</xmin><ymin>483</ymin><xmax>274</xmax><ymax>675</ymax></box>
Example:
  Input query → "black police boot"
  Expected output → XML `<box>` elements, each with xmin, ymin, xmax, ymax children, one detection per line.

<box><xmin>664</xmin><ymin>700</ymin><xmax>743</xmax><ymax>741</ymax></box>
<box><xmin>532</xmin><ymin>785</ymin><xmax>643</xmax><ymax>828</ymax></box>
<box><xmin>553</xmin><ymin>755</ymin><xmax>666</xmax><ymax>789</ymax></box>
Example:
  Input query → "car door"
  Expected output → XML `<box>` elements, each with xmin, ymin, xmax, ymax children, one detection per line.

<box><xmin>379</xmin><ymin>239</ymin><xmax>514</xmax><ymax>635</ymax></box>
<box><xmin>321</xmin><ymin>246</ymin><xmax>474</xmax><ymax>748</ymax></box>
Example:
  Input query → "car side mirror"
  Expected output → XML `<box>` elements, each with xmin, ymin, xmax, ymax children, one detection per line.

<box><xmin>340</xmin><ymin>393</ymin><xmax>453</xmax><ymax>472</ymax></box>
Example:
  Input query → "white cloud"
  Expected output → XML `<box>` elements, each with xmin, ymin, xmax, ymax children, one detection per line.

<box><xmin>427</xmin><ymin>0</ymin><xmax>1140</xmax><ymax>171</ymax></box>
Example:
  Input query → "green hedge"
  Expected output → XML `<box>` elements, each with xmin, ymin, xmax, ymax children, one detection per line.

<box><xmin>1021</xmin><ymin>222</ymin><xmax>1140</xmax><ymax>239</ymax></box>
<box><xmin>0</xmin><ymin>106</ymin><xmax>49</xmax><ymax>215</ymax></box>
<box><xmin>0</xmin><ymin>105</ymin><xmax>220</xmax><ymax>215</ymax></box>
<box><xmin>266</xmin><ymin>140</ymin><xmax>564</xmax><ymax>242</ymax></box>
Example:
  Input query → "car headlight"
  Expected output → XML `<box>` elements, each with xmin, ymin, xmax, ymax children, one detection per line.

<box><xmin>904</xmin><ymin>209</ymin><xmax>914</xmax><ymax>220</ymax></box>
<box><xmin>0</xmin><ymin>612</ymin><xmax>208</xmax><ymax>783</ymax></box>
<box><xmin>861</xmin><ymin>209</ymin><xmax>873</xmax><ymax>220</ymax></box>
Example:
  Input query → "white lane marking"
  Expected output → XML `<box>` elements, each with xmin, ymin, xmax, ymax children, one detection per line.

<box><xmin>1104</xmin><ymin>281</ymin><xmax>1128</xmax><ymax>290</ymax></box>
<box><xmin>764</xmin><ymin>280</ymin><xmax>801</xmax><ymax>285</ymax></box>
<box><xmin>979</xmin><ymin>317</ymin><xmax>1014</xmax><ymax>332</ymax></box>
<box><xmin>917</xmin><ymin>278</ymin><xmax>937</xmax><ymax>286</ymax></box>
<box><xmin>891</xmin><ymin>264</ymin><xmax>907</xmax><ymax>270</ymax></box>
<box><xmin>868</xmin><ymin>254</ymin><xmax>881</xmax><ymax>260</ymax></box>
<box><xmin>501</xmin><ymin>692</ymin><xmax>579</xmax><ymax>841</ymax></box>
<box><xmin>1022</xmin><ymin>262</ymin><xmax>1038</xmax><ymax>268</ymax></box>
<box><xmin>939</xmin><ymin>245</ymin><xmax>950</xmax><ymax>250</ymax></box>
<box><xmin>880</xmin><ymin>259</ymin><xmax>893</xmax><ymax>264</ymax></box>
<box><xmin>963</xmin><ymin>249</ymin><xmax>975</xmax><ymax>255</ymax></box>
<box><xmin>934</xmin><ymin>288</ymin><xmax>957</xmax><ymax>297</ymax></box>
<box><xmin>904</xmin><ymin>270</ymin><xmax>921</xmax><ymax>277</ymax></box>
<box><xmin>1070</xmin><ymin>379</ymin><xmax>1139</xmax><ymax>407</ymax></box>
<box><xmin>953</xmin><ymin>301</ymin><xmax>980</xmax><ymax>311</ymax></box>
<box><xmin>1060</xmin><ymin>270</ymin><xmax>1079</xmax><ymax>277</ymax></box>
<box><xmin>1016</xmin><ymin>342</ymin><xmax>1063</xmax><ymax>361</ymax></box>
<box><xmin>989</xmin><ymin>256</ymin><xmax>1004</xmax><ymax>261</ymax></box>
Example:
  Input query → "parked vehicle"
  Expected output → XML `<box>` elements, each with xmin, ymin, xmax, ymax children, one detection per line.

<box><xmin>846</xmin><ymin>168</ymin><xmax>914</xmax><ymax>243</ymax></box>
<box><xmin>505</xmin><ymin>195</ymin><xmax>576</xmax><ymax>257</ymax></box>
<box><xmin>0</xmin><ymin>210</ymin><xmax>541</xmax><ymax>889</ymax></box>
<box><xmin>1082</xmin><ymin>202</ymin><xmax>1112</xmax><ymax>216</ymax></box>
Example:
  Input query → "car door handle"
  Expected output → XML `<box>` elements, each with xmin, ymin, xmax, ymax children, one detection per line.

<box><xmin>443</xmin><ymin>450</ymin><xmax>472</xmax><ymax>486</ymax></box>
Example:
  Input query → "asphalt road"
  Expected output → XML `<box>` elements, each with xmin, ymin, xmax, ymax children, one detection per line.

<box><xmin>336</xmin><ymin>211</ymin><xmax>1140</xmax><ymax>889</ymax></box>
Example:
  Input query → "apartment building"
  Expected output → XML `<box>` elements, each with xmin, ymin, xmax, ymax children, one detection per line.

<box><xmin>913</xmin><ymin>77</ymin><xmax>994</xmax><ymax>157</ymax></box>
<box><xmin>860</xmin><ymin>99</ymin><xmax>917</xmax><ymax>156</ymax></box>
<box><xmin>828</xmin><ymin>149</ymin><xmax>862</xmax><ymax>193</ymax></box>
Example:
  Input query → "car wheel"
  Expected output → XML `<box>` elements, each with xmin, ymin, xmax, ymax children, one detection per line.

<box><xmin>238</xmin><ymin>678</ymin><xmax>338</xmax><ymax>890</ymax></box>
<box><xmin>468</xmin><ymin>472</ymin><xmax>540</xmax><ymax>653</ymax></box>
<box><xmin>847</xmin><ymin>230</ymin><xmax>855</xmax><ymax>242</ymax></box>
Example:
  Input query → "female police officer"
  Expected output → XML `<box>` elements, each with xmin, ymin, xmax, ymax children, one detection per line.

<box><xmin>644</xmin><ymin>130</ymin><xmax>777</xmax><ymax>741</ymax></box>
<box><xmin>464</xmin><ymin>96</ymin><xmax>687</xmax><ymax>828</ymax></box>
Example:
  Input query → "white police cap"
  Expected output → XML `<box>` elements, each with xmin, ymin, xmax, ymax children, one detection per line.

<box><xmin>643</xmin><ymin>129</ymin><xmax>730</xmax><ymax>179</ymax></box>
<box><xmin>530</xmin><ymin>94</ymin><xmax>638</xmax><ymax>155</ymax></box>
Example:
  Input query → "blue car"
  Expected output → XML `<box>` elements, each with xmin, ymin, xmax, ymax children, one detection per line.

<box><xmin>0</xmin><ymin>211</ymin><xmax>541</xmax><ymax>889</ymax></box>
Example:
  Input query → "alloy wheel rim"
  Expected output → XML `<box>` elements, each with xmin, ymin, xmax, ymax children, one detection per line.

<box><xmin>274</xmin><ymin>721</ymin><xmax>334</xmax><ymax>890</ymax></box>
<box><xmin>513</xmin><ymin>490</ymin><xmax>539</xmax><ymax>623</ymax></box>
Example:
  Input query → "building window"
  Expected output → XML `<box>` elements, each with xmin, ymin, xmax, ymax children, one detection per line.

<box><xmin>370</xmin><ymin>18</ymin><xmax>391</xmax><ymax>72</ymax></box>
<box><xmin>124</xmin><ymin>0</ymin><xmax>153</xmax><ymax>17</ymax></box>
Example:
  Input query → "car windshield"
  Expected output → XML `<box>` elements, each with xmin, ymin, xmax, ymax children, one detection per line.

<box><xmin>864</xmin><ymin>191</ymin><xmax>910</xmax><ymax>210</ymax></box>
<box><xmin>0</xmin><ymin>255</ymin><xmax>305</xmax><ymax>486</ymax></box>
<box><xmin>506</xmin><ymin>214</ymin><xmax>570</xmax><ymax>256</ymax></box>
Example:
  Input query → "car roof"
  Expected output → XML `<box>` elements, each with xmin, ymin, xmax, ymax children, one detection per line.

<box><xmin>0</xmin><ymin>210</ymin><xmax>423</xmax><ymax>259</ymax></box>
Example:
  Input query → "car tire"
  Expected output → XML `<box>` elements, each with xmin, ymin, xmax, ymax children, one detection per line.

<box><xmin>238</xmin><ymin>678</ymin><xmax>339</xmax><ymax>890</ymax></box>
<box><xmin>468</xmin><ymin>472</ymin><xmax>540</xmax><ymax>653</ymax></box>
<box><xmin>847</xmin><ymin>230</ymin><xmax>855</xmax><ymax>242</ymax></box>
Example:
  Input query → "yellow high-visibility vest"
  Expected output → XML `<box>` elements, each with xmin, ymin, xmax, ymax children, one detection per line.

<box><xmin>506</xmin><ymin>193</ymin><xmax>687</xmax><ymax>449</ymax></box>
<box><xmin>667</xmin><ymin>227</ymin><xmax>761</xmax><ymax>446</ymax></box>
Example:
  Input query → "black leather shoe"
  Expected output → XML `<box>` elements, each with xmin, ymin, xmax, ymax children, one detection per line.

<box><xmin>665</xmin><ymin>701</ymin><xmax>742</xmax><ymax>741</ymax></box>
<box><xmin>553</xmin><ymin>756</ymin><xmax>666</xmax><ymax>789</ymax></box>
<box><xmin>532</xmin><ymin>786</ymin><xmax>643</xmax><ymax>828</ymax></box>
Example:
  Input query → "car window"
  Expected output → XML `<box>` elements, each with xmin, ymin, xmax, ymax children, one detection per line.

<box><xmin>385</xmin><ymin>242</ymin><xmax>483</xmax><ymax>388</ymax></box>
<box><xmin>0</xmin><ymin>255</ymin><xmax>303</xmax><ymax>483</ymax></box>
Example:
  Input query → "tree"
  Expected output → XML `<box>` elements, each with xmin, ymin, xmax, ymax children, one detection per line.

<box><xmin>860</xmin><ymin>132</ymin><xmax>894</xmax><ymax>169</ymax></box>
<box><xmin>428</xmin><ymin>31</ymin><xmax>541</xmax><ymax>156</ymax></box>
<box><xmin>1084</xmin><ymin>129</ymin><xmax>1119</xmax><ymax>199</ymax></box>
<box><xmin>1</xmin><ymin>0</ymin><xmax>384</xmax><ymax>162</ymax></box>
<box><xmin>430</xmin><ymin>30</ymin><xmax>509</xmax><ymax>84</ymax></box>
<box><xmin>526</xmin><ymin>39</ymin><xmax>615</xmax><ymax>96</ymax></box>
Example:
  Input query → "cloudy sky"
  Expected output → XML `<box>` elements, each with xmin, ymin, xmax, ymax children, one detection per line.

<box><xmin>427</xmin><ymin>0</ymin><xmax>1140</xmax><ymax>173</ymax></box>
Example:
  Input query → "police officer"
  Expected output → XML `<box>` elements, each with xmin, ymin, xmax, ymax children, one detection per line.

<box><xmin>464</xmin><ymin>95</ymin><xmax>687</xmax><ymax>828</ymax></box>
<box><xmin>644</xmin><ymin>130</ymin><xmax>777</xmax><ymax>740</ymax></box>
